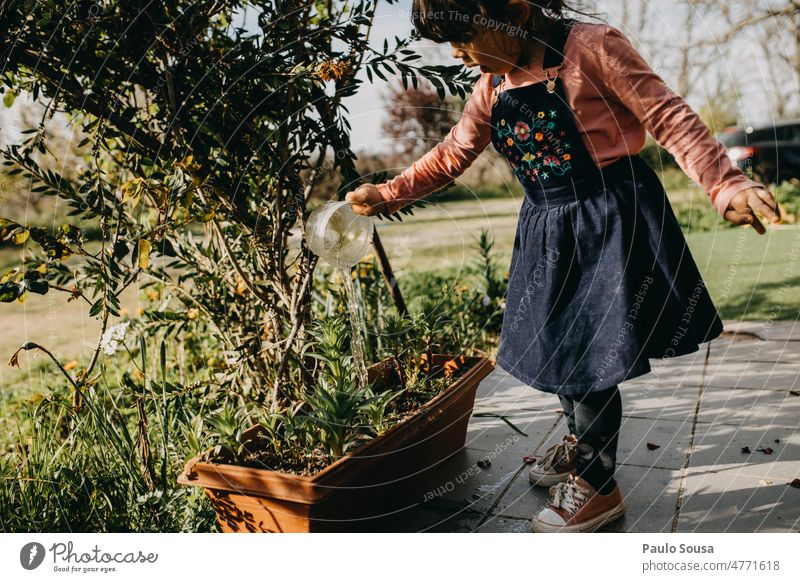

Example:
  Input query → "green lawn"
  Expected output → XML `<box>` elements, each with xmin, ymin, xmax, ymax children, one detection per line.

<box><xmin>685</xmin><ymin>227</ymin><xmax>800</xmax><ymax>320</ymax></box>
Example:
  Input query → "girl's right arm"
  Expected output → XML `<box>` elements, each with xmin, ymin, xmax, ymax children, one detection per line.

<box><xmin>348</xmin><ymin>73</ymin><xmax>495</xmax><ymax>216</ymax></box>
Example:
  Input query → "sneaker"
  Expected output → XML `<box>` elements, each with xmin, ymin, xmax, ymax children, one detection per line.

<box><xmin>530</xmin><ymin>474</ymin><xmax>625</xmax><ymax>533</ymax></box>
<box><xmin>528</xmin><ymin>434</ymin><xmax>578</xmax><ymax>487</ymax></box>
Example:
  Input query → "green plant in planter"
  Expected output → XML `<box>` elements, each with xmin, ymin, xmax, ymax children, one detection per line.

<box><xmin>303</xmin><ymin>373</ymin><xmax>376</xmax><ymax>460</ymax></box>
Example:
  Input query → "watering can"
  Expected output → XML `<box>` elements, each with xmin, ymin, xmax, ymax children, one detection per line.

<box><xmin>306</xmin><ymin>200</ymin><xmax>374</xmax><ymax>269</ymax></box>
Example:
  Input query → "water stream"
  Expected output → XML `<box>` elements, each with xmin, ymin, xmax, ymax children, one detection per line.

<box><xmin>337</xmin><ymin>267</ymin><xmax>369</xmax><ymax>390</ymax></box>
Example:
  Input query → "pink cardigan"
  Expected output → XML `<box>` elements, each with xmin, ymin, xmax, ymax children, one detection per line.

<box><xmin>376</xmin><ymin>21</ymin><xmax>761</xmax><ymax>216</ymax></box>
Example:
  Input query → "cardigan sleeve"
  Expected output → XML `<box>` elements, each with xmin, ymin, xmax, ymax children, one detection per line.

<box><xmin>376</xmin><ymin>73</ymin><xmax>494</xmax><ymax>215</ymax></box>
<box><xmin>597</xmin><ymin>24</ymin><xmax>764</xmax><ymax>216</ymax></box>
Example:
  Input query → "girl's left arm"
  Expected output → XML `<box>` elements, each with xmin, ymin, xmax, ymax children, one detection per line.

<box><xmin>597</xmin><ymin>25</ymin><xmax>781</xmax><ymax>234</ymax></box>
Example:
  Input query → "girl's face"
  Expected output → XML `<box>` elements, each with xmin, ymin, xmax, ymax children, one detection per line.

<box><xmin>448</xmin><ymin>1</ymin><xmax>536</xmax><ymax>75</ymax></box>
<box><xmin>449</xmin><ymin>26</ymin><xmax>522</xmax><ymax>74</ymax></box>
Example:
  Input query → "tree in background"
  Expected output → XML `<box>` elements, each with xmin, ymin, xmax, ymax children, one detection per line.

<box><xmin>381</xmin><ymin>78</ymin><xmax>463</xmax><ymax>162</ymax></box>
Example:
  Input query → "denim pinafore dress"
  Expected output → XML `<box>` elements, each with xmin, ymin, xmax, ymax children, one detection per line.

<box><xmin>492</xmin><ymin>18</ymin><xmax>723</xmax><ymax>396</ymax></box>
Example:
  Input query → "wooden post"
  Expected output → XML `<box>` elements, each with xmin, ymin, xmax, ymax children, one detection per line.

<box><xmin>371</xmin><ymin>227</ymin><xmax>408</xmax><ymax>316</ymax></box>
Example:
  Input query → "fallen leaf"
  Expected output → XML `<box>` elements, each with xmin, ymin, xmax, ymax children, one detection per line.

<box><xmin>522</xmin><ymin>455</ymin><xmax>537</xmax><ymax>465</ymax></box>
<box><xmin>741</xmin><ymin>446</ymin><xmax>752</xmax><ymax>454</ymax></box>
<box><xmin>646</xmin><ymin>442</ymin><xmax>660</xmax><ymax>451</ymax></box>
<box><xmin>790</xmin><ymin>390</ymin><xmax>800</xmax><ymax>397</ymax></box>
<box><xmin>760</xmin><ymin>479</ymin><xmax>773</xmax><ymax>486</ymax></box>
<box><xmin>757</xmin><ymin>447</ymin><xmax>774</xmax><ymax>455</ymax></box>
<box><xmin>477</xmin><ymin>458</ymin><xmax>491</xmax><ymax>469</ymax></box>
<box><xmin>774</xmin><ymin>438</ymin><xmax>781</xmax><ymax>444</ymax></box>
<box><xmin>789</xmin><ymin>479</ymin><xmax>800</xmax><ymax>489</ymax></box>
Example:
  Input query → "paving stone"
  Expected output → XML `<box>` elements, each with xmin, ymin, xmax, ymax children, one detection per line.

<box><xmin>707</xmin><ymin>338</ymin><xmax>800</xmax><ymax>365</ymax></box>
<box><xmin>698</xmin><ymin>386</ymin><xmax>800</xmax><ymax>428</ymax></box>
<box><xmin>619</xmin><ymin>359</ymin><xmax>708</xmax><ymax>390</ymax></box>
<box><xmin>622</xmin><ymin>382</ymin><xmax>702</xmax><ymax>421</ymax></box>
<box><xmin>689</xmin><ymin>423</ymin><xmax>800</xmax><ymax>481</ymax></box>
<box><xmin>617</xmin><ymin>417</ymin><xmax>694</xmax><ymax>470</ymax></box>
<box><xmin>699</xmin><ymin>360</ymin><xmax>800</xmax><ymax>391</ymax></box>
<box><xmin>465</xmin><ymin>410</ymin><xmax>560</xmax><ymax>458</ymax></box>
<box><xmin>410</xmin><ymin>447</ymin><xmax>523</xmax><ymax>515</ymax></box>
<box><xmin>485</xmin><ymin>464</ymin><xmax>555</xmax><ymax>520</ymax></box>
<box><xmin>676</xmin><ymin>467</ymin><xmax>800</xmax><ymax>532</ymax></box>
<box><xmin>474</xmin><ymin>368</ymin><xmax>561</xmax><ymax>413</ymax></box>
<box><xmin>601</xmin><ymin>465</ymin><xmax>680</xmax><ymax>533</ymax></box>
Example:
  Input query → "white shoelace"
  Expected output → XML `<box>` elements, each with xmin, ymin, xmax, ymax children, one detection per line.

<box><xmin>536</xmin><ymin>434</ymin><xmax>577</xmax><ymax>470</ymax></box>
<box><xmin>548</xmin><ymin>475</ymin><xmax>591</xmax><ymax>515</ymax></box>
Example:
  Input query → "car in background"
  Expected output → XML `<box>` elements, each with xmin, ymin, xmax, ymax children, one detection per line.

<box><xmin>717</xmin><ymin>120</ymin><xmax>800</xmax><ymax>185</ymax></box>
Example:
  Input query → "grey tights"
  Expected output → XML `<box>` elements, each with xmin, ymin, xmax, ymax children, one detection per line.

<box><xmin>557</xmin><ymin>384</ymin><xmax>622</xmax><ymax>495</ymax></box>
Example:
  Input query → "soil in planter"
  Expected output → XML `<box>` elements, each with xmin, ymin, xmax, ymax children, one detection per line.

<box><xmin>219</xmin><ymin>357</ymin><xmax>478</xmax><ymax>477</ymax></box>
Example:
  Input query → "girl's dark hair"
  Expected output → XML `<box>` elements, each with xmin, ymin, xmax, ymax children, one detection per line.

<box><xmin>410</xmin><ymin>0</ymin><xmax>601</xmax><ymax>46</ymax></box>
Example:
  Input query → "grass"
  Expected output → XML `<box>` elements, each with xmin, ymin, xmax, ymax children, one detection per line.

<box><xmin>685</xmin><ymin>227</ymin><xmax>800</xmax><ymax>321</ymax></box>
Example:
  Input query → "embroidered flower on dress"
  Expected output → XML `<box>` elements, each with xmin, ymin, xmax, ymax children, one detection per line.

<box><xmin>537</xmin><ymin>111</ymin><xmax>545</xmax><ymax>119</ymax></box>
<box><xmin>522</xmin><ymin>152</ymin><xmax>535</xmax><ymax>163</ymax></box>
<box><xmin>506</xmin><ymin>137</ymin><xmax>514</xmax><ymax>146</ymax></box>
<box><xmin>563</xmin><ymin>153</ymin><xmax>572</xmax><ymax>161</ymax></box>
<box><xmin>534</xmin><ymin>132</ymin><xmax>544</xmax><ymax>142</ymax></box>
<box><xmin>514</xmin><ymin>121</ymin><xmax>530</xmax><ymax>141</ymax></box>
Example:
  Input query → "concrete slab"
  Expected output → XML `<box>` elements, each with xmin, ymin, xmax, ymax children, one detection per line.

<box><xmin>675</xmin><ymin>467</ymin><xmax>800</xmax><ymax>532</ymax></box>
<box><xmin>698</xmin><ymin>385</ymin><xmax>800</xmax><ymax>428</ymax></box>
<box><xmin>619</xmin><ymin>360</ymin><xmax>708</xmax><ymax>390</ymax></box>
<box><xmin>622</xmin><ymin>382</ymin><xmax>702</xmax><ymax>421</ymax></box>
<box><xmin>474</xmin><ymin>368</ymin><xmax>560</xmax><ymax>413</ymax></box>
<box><xmin>484</xmin><ymin>465</ymin><xmax>552</xmax><ymax>521</ymax></box>
<box><xmin>617</xmin><ymin>417</ymin><xmax>694</xmax><ymax>470</ymax></box>
<box><xmin>689</xmin><ymin>423</ymin><xmax>800</xmax><ymax>481</ymax></box>
<box><xmin>601</xmin><ymin>465</ymin><xmax>680</xmax><ymax>533</ymax></box>
<box><xmin>410</xmin><ymin>447</ymin><xmax>524</xmax><ymax>515</ymax></box>
<box><xmin>465</xmin><ymin>410</ymin><xmax>560</xmax><ymax>457</ymax></box>
<box><xmin>707</xmin><ymin>338</ymin><xmax>800</xmax><ymax>365</ymax></box>
<box><xmin>700</xmin><ymin>360</ymin><xmax>800</xmax><ymax>391</ymax></box>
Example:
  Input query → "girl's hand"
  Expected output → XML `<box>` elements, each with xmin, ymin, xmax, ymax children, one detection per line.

<box><xmin>345</xmin><ymin>184</ymin><xmax>388</xmax><ymax>217</ymax></box>
<box><xmin>723</xmin><ymin>187</ymin><xmax>781</xmax><ymax>235</ymax></box>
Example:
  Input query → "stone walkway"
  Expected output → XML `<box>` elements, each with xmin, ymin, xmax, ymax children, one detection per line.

<box><xmin>377</xmin><ymin>321</ymin><xmax>800</xmax><ymax>532</ymax></box>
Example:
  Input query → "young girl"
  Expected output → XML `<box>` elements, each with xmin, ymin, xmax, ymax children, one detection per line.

<box><xmin>345</xmin><ymin>0</ymin><xmax>781</xmax><ymax>532</ymax></box>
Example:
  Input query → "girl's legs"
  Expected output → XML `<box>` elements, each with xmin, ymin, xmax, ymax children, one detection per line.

<box><xmin>557</xmin><ymin>393</ymin><xmax>578</xmax><ymax>436</ymax></box>
<box><xmin>558</xmin><ymin>385</ymin><xmax>622</xmax><ymax>495</ymax></box>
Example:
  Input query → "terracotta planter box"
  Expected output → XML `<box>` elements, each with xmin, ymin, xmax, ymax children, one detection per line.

<box><xmin>177</xmin><ymin>353</ymin><xmax>495</xmax><ymax>532</ymax></box>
